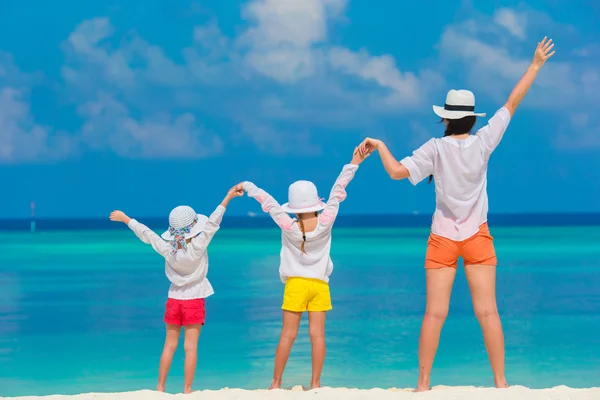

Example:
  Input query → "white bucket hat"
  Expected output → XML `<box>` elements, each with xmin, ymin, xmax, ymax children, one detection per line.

<box><xmin>281</xmin><ymin>181</ymin><xmax>326</xmax><ymax>214</ymax></box>
<box><xmin>433</xmin><ymin>89</ymin><xmax>486</xmax><ymax>120</ymax></box>
<box><xmin>161</xmin><ymin>206</ymin><xmax>209</xmax><ymax>253</ymax></box>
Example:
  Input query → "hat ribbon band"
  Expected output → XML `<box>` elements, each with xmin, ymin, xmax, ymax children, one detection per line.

<box><xmin>444</xmin><ymin>104</ymin><xmax>475</xmax><ymax>112</ymax></box>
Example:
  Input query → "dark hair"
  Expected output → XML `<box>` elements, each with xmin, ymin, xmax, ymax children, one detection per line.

<box><xmin>298</xmin><ymin>212</ymin><xmax>318</xmax><ymax>254</ymax></box>
<box><xmin>428</xmin><ymin>116</ymin><xmax>477</xmax><ymax>184</ymax></box>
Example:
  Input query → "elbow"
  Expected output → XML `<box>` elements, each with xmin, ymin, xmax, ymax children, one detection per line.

<box><xmin>390</xmin><ymin>171</ymin><xmax>404</xmax><ymax>180</ymax></box>
<box><xmin>390</xmin><ymin>166</ymin><xmax>409</xmax><ymax>180</ymax></box>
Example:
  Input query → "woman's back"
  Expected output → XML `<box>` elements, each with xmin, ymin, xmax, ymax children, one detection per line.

<box><xmin>400</xmin><ymin>107</ymin><xmax>511</xmax><ymax>241</ymax></box>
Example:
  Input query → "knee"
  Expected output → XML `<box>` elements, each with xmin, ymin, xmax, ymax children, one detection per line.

<box><xmin>184</xmin><ymin>341</ymin><xmax>198</xmax><ymax>353</ymax></box>
<box><xmin>164</xmin><ymin>340</ymin><xmax>178</xmax><ymax>353</ymax></box>
<box><xmin>309</xmin><ymin>327</ymin><xmax>325</xmax><ymax>342</ymax></box>
<box><xmin>281</xmin><ymin>327</ymin><xmax>298</xmax><ymax>342</ymax></box>
<box><xmin>424</xmin><ymin>308</ymin><xmax>448</xmax><ymax>321</ymax></box>
<box><xmin>474</xmin><ymin>306</ymin><xmax>499</xmax><ymax>320</ymax></box>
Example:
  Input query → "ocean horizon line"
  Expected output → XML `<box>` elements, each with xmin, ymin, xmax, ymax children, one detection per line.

<box><xmin>1</xmin><ymin>212</ymin><xmax>600</xmax><ymax>231</ymax></box>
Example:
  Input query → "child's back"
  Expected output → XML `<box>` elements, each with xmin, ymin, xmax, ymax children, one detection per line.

<box><xmin>109</xmin><ymin>184</ymin><xmax>244</xmax><ymax>394</ymax></box>
<box><xmin>242</xmin><ymin>148</ymin><xmax>367</xmax><ymax>390</ymax></box>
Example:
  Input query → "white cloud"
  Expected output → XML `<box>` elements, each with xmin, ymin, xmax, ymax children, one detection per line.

<box><xmin>56</xmin><ymin>0</ymin><xmax>435</xmax><ymax>159</ymax></box>
<box><xmin>0</xmin><ymin>54</ymin><xmax>74</xmax><ymax>163</ymax></box>
<box><xmin>62</xmin><ymin>18</ymin><xmax>136</xmax><ymax>88</ymax></box>
<box><xmin>327</xmin><ymin>47</ymin><xmax>436</xmax><ymax>108</ymax></box>
<box><xmin>439</xmin><ymin>9</ymin><xmax>599</xmax><ymax>105</ymax></box>
<box><xmin>9</xmin><ymin>1</ymin><xmax>599</xmax><ymax>162</ymax></box>
<box><xmin>77</xmin><ymin>92</ymin><xmax>223</xmax><ymax>159</ymax></box>
<box><xmin>238</xmin><ymin>0</ymin><xmax>346</xmax><ymax>82</ymax></box>
<box><xmin>438</xmin><ymin>7</ymin><xmax>600</xmax><ymax>149</ymax></box>
<box><xmin>493</xmin><ymin>8</ymin><xmax>527</xmax><ymax>39</ymax></box>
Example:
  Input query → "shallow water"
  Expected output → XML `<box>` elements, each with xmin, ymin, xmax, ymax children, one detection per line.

<box><xmin>1</xmin><ymin>224</ymin><xmax>599</xmax><ymax>396</ymax></box>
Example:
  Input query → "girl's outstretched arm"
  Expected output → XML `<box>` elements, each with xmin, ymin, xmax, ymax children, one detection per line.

<box><xmin>189</xmin><ymin>184</ymin><xmax>244</xmax><ymax>255</ymax></box>
<box><xmin>243</xmin><ymin>182</ymin><xmax>295</xmax><ymax>231</ymax></box>
<box><xmin>319</xmin><ymin>150</ymin><xmax>364</xmax><ymax>227</ymax></box>
<box><xmin>110</xmin><ymin>210</ymin><xmax>172</xmax><ymax>257</ymax></box>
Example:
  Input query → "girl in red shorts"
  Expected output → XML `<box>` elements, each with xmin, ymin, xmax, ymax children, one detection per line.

<box><xmin>109</xmin><ymin>184</ymin><xmax>244</xmax><ymax>394</ymax></box>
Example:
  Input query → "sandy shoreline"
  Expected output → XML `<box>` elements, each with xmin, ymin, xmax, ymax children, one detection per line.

<box><xmin>3</xmin><ymin>386</ymin><xmax>599</xmax><ymax>400</ymax></box>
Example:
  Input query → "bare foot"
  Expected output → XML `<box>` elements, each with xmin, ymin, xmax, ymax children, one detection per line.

<box><xmin>310</xmin><ymin>380</ymin><xmax>321</xmax><ymax>389</ymax></box>
<box><xmin>156</xmin><ymin>384</ymin><xmax>165</xmax><ymax>392</ymax></box>
<box><xmin>414</xmin><ymin>377</ymin><xmax>430</xmax><ymax>393</ymax></box>
<box><xmin>495</xmin><ymin>378</ymin><xmax>509</xmax><ymax>389</ymax></box>
<box><xmin>413</xmin><ymin>385</ymin><xmax>430</xmax><ymax>393</ymax></box>
<box><xmin>269</xmin><ymin>378</ymin><xmax>282</xmax><ymax>390</ymax></box>
<box><xmin>183</xmin><ymin>386</ymin><xmax>193</xmax><ymax>394</ymax></box>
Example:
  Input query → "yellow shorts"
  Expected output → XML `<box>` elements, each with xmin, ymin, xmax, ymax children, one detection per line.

<box><xmin>282</xmin><ymin>277</ymin><xmax>332</xmax><ymax>312</ymax></box>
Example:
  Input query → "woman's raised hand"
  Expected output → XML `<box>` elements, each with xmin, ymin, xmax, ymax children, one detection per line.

<box><xmin>532</xmin><ymin>37</ymin><xmax>555</xmax><ymax>69</ymax></box>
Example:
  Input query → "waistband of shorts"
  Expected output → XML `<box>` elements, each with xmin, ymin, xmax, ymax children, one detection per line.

<box><xmin>430</xmin><ymin>221</ymin><xmax>490</xmax><ymax>242</ymax></box>
<box><xmin>287</xmin><ymin>277</ymin><xmax>329</xmax><ymax>285</ymax></box>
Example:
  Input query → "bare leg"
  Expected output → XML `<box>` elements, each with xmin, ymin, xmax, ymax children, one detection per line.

<box><xmin>157</xmin><ymin>324</ymin><xmax>181</xmax><ymax>392</ymax></box>
<box><xmin>465</xmin><ymin>264</ymin><xmax>508</xmax><ymax>388</ymax></box>
<box><xmin>308</xmin><ymin>312</ymin><xmax>326</xmax><ymax>389</ymax></box>
<box><xmin>270</xmin><ymin>311</ymin><xmax>302</xmax><ymax>389</ymax></box>
<box><xmin>416</xmin><ymin>268</ymin><xmax>456</xmax><ymax>392</ymax></box>
<box><xmin>182</xmin><ymin>324</ymin><xmax>202</xmax><ymax>394</ymax></box>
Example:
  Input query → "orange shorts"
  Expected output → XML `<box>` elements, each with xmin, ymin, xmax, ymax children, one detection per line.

<box><xmin>425</xmin><ymin>223</ymin><xmax>497</xmax><ymax>269</ymax></box>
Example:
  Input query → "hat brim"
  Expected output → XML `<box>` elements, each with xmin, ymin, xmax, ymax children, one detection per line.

<box><xmin>281</xmin><ymin>202</ymin><xmax>326</xmax><ymax>214</ymax></box>
<box><xmin>433</xmin><ymin>105</ymin><xmax>486</xmax><ymax>120</ymax></box>
<box><xmin>161</xmin><ymin>214</ymin><xmax>209</xmax><ymax>241</ymax></box>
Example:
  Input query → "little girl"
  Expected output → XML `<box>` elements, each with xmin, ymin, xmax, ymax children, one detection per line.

<box><xmin>109</xmin><ymin>183</ymin><xmax>243</xmax><ymax>394</ymax></box>
<box><xmin>243</xmin><ymin>149</ymin><xmax>367</xmax><ymax>390</ymax></box>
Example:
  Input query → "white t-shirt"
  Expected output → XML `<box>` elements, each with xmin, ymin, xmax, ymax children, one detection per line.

<box><xmin>244</xmin><ymin>164</ymin><xmax>359</xmax><ymax>283</ymax></box>
<box><xmin>400</xmin><ymin>107</ymin><xmax>511</xmax><ymax>241</ymax></box>
<box><xmin>127</xmin><ymin>205</ymin><xmax>226</xmax><ymax>300</ymax></box>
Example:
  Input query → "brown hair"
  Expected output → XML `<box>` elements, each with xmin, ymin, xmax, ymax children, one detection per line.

<box><xmin>298</xmin><ymin>212</ymin><xmax>318</xmax><ymax>254</ymax></box>
<box><xmin>428</xmin><ymin>116</ymin><xmax>478</xmax><ymax>184</ymax></box>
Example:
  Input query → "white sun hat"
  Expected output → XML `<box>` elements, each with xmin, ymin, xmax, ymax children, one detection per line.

<box><xmin>433</xmin><ymin>89</ymin><xmax>486</xmax><ymax>120</ymax></box>
<box><xmin>161</xmin><ymin>206</ymin><xmax>209</xmax><ymax>252</ymax></box>
<box><xmin>281</xmin><ymin>181</ymin><xmax>326</xmax><ymax>214</ymax></box>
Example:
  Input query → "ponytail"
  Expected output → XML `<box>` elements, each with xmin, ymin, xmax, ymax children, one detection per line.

<box><xmin>298</xmin><ymin>212</ymin><xmax>318</xmax><ymax>254</ymax></box>
<box><xmin>299</xmin><ymin>218</ymin><xmax>307</xmax><ymax>254</ymax></box>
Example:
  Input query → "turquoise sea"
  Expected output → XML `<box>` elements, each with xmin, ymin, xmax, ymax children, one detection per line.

<box><xmin>1</xmin><ymin>216</ymin><xmax>600</xmax><ymax>396</ymax></box>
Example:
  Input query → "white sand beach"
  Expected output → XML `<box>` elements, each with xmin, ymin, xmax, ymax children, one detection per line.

<box><xmin>3</xmin><ymin>386</ymin><xmax>599</xmax><ymax>400</ymax></box>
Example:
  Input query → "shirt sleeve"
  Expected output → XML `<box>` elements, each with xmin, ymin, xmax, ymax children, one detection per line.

<box><xmin>319</xmin><ymin>164</ymin><xmax>359</xmax><ymax>227</ymax></box>
<box><xmin>399</xmin><ymin>138</ymin><xmax>437</xmax><ymax>186</ymax></box>
<box><xmin>128</xmin><ymin>219</ymin><xmax>172</xmax><ymax>257</ymax></box>
<box><xmin>475</xmin><ymin>107</ymin><xmax>512</xmax><ymax>157</ymax></box>
<box><xmin>189</xmin><ymin>205</ymin><xmax>226</xmax><ymax>255</ymax></box>
<box><xmin>244</xmin><ymin>182</ymin><xmax>295</xmax><ymax>231</ymax></box>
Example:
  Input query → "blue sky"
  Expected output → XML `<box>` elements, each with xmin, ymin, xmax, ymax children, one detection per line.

<box><xmin>1</xmin><ymin>0</ymin><xmax>599</xmax><ymax>218</ymax></box>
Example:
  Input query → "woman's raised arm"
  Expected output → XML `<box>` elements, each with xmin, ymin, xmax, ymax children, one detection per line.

<box><xmin>504</xmin><ymin>37</ymin><xmax>555</xmax><ymax>117</ymax></box>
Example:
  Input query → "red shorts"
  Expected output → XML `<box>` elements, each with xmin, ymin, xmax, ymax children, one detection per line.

<box><xmin>164</xmin><ymin>298</ymin><xmax>206</xmax><ymax>326</ymax></box>
<box><xmin>425</xmin><ymin>223</ymin><xmax>497</xmax><ymax>269</ymax></box>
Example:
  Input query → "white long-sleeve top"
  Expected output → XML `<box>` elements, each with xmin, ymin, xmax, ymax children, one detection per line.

<box><xmin>400</xmin><ymin>107</ymin><xmax>511</xmax><ymax>241</ymax></box>
<box><xmin>127</xmin><ymin>205</ymin><xmax>226</xmax><ymax>299</ymax></box>
<box><xmin>244</xmin><ymin>164</ymin><xmax>359</xmax><ymax>283</ymax></box>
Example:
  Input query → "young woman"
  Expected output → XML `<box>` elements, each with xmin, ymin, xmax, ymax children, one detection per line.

<box><xmin>243</xmin><ymin>148</ymin><xmax>367</xmax><ymax>390</ymax></box>
<box><xmin>109</xmin><ymin>184</ymin><xmax>244</xmax><ymax>394</ymax></box>
<box><xmin>358</xmin><ymin>37</ymin><xmax>555</xmax><ymax>391</ymax></box>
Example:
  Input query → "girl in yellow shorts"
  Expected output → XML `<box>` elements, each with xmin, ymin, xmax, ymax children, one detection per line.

<box><xmin>243</xmin><ymin>148</ymin><xmax>367</xmax><ymax>390</ymax></box>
